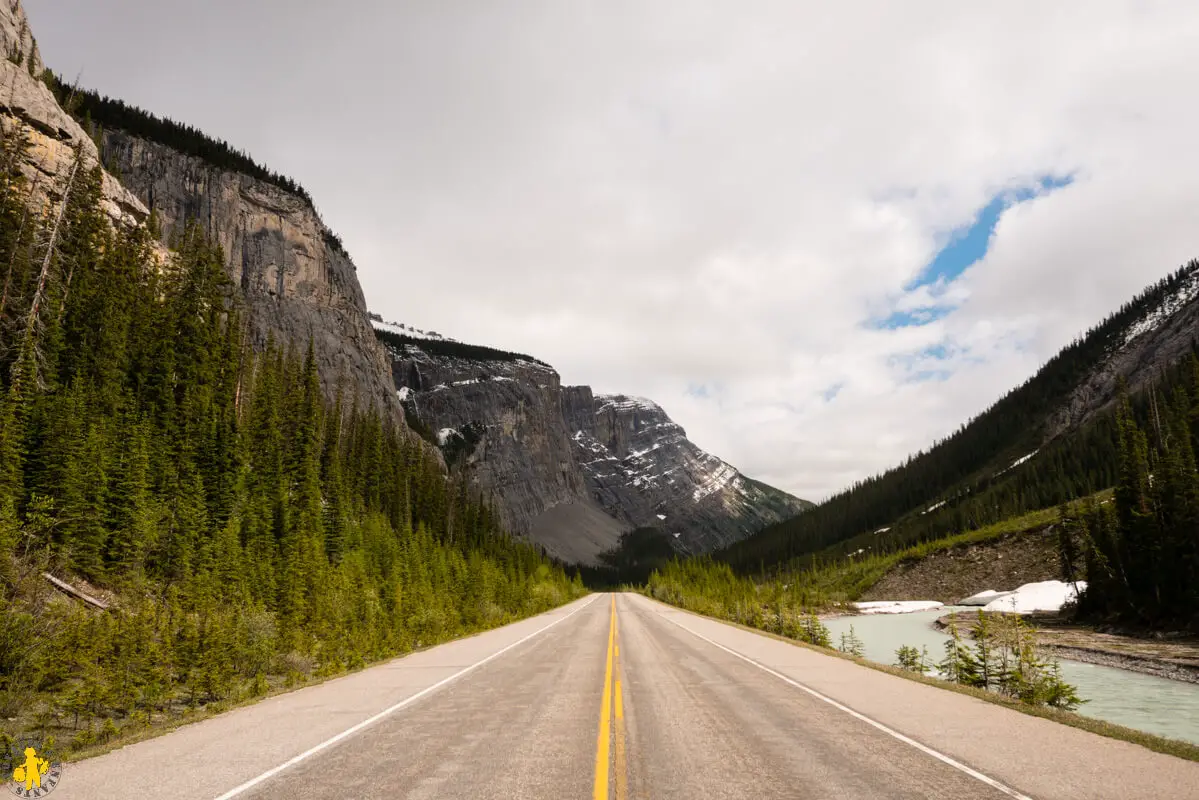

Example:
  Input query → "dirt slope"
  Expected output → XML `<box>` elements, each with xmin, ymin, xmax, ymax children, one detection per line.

<box><xmin>859</xmin><ymin>525</ymin><xmax>1063</xmax><ymax>604</ymax></box>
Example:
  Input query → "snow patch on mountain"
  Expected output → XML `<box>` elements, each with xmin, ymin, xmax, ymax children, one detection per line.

<box><xmin>595</xmin><ymin>394</ymin><xmax>662</xmax><ymax>415</ymax></box>
<box><xmin>692</xmin><ymin>462</ymin><xmax>740</xmax><ymax>502</ymax></box>
<box><xmin>369</xmin><ymin>314</ymin><xmax>457</xmax><ymax>342</ymax></box>
<box><xmin>995</xmin><ymin>449</ymin><xmax>1040</xmax><ymax>478</ymax></box>
<box><xmin>1123</xmin><ymin>270</ymin><xmax>1199</xmax><ymax>345</ymax></box>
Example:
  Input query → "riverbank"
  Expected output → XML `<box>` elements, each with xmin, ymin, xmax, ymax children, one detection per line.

<box><xmin>825</xmin><ymin>607</ymin><xmax>1199</xmax><ymax>746</ymax></box>
<box><xmin>934</xmin><ymin>610</ymin><xmax>1199</xmax><ymax>685</ymax></box>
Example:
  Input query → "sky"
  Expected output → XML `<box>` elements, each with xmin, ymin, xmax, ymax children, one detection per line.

<box><xmin>26</xmin><ymin>0</ymin><xmax>1199</xmax><ymax>502</ymax></box>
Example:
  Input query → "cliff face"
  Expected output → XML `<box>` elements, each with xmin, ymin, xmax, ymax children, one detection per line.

<box><xmin>0</xmin><ymin>2</ymin><xmax>146</xmax><ymax>228</ymax></box>
<box><xmin>380</xmin><ymin>325</ymin><xmax>810</xmax><ymax>563</ymax></box>
<box><xmin>97</xmin><ymin>130</ymin><xmax>398</xmax><ymax>412</ymax></box>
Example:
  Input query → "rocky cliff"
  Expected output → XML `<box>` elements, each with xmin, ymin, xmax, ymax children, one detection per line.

<box><xmin>96</xmin><ymin>130</ymin><xmax>399</xmax><ymax>412</ymax></box>
<box><xmin>377</xmin><ymin>322</ymin><xmax>810</xmax><ymax>563</ymax></box>
<box><xmin>0</xmin><ymin>1</ymin><xmax>146</xmax><ymax>228</ymax></box>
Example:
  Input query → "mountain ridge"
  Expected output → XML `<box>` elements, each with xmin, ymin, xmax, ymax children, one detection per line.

<box><xmin>376</xmin><ymin>323</ymin><xmax>810</xmax><ymax>563</ymax></box>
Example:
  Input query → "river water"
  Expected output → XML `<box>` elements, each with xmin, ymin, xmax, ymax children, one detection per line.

<box><xmin>823</xmin><ymin>608</ymin><xmax>1199</xmax><ymax>745</ymax></box>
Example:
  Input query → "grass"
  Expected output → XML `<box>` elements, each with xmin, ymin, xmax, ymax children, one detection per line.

<box><xmin>651</xmin><ymin>594</ymin><xmax>1199</xmax><ymax>763</ymax></box>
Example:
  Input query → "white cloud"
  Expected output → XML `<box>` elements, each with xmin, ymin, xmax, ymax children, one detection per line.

<box><xmin>27</xmin><ymin>0</ymin><xmax>1199</xmax><ymax>501</ymax></box>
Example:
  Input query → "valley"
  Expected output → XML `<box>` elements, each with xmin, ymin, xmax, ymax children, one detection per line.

<box><xmin>1</xmin><ymin>0</ymin><xmax>1198</xmax><ymax>797</ymax></box>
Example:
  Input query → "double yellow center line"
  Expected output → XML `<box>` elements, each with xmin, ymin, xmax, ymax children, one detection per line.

<box><xmin>594</xmin><ymin>595</ymin><xmax>628</xmax><ymax>800</ymax></box>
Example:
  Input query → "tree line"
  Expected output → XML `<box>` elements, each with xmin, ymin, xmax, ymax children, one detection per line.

<box><xmin>0</xmin><ymin>123</ymin><xmax>583</xmax><ymax>753</ymax></box>
<box><xmin>45</xmin><ymin>72</ymin><xmax>313</xmax><ymax>204</ymax></box>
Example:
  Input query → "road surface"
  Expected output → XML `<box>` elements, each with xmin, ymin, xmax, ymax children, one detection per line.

<box><xmin>55</xmin><ymin>593</ymin><xmax>1199</xmax><ymax>799</ymax></box>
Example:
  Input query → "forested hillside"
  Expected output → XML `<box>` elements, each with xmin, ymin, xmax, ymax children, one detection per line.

<box><xmin>720</xmin><ymin>263</ymin><xmax>1199</xmax><ymax>573</ymax></box>
<box><xmin>0</xmin><ymin>125</ymin><xmax>582</xmax><ymax>752</ymax></box>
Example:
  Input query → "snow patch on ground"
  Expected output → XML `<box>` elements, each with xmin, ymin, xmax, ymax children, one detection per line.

<box><xmin>957</xmin><ymin>589</ymin><xmax>1014</xmax><ymax>606</ymax></box>
<box><xmin>396</xmin><ymin>386</ymin><xmax>413</xmax><ymax>402</ymax></box>
<box><xmin>853</xmin><ymin>600</ymin><xmax>944</xmax><ymax>615</ymax></box>
<box><xmin>874</xmin><ymin>527</ymin><xmax>890</xmax><ymax>535</ymax></box>
<box><xmin>656</xmin><ymin>514</ymin><xmax>666</xmax><ymax>520</ymax></box>
<box><xmin>437</xmin><ymin>427</ymin><xmax>459</xmax><ymax>446</ymax></box>
<box><xmin>922</xmin><ymin>501</ymin><xmax>946</xmax><ymax>515</ymax></box>
<box><xmin>981</xmin><ymin>580</ymin><xmax>1086</xmax><ymax>613</ymax></box>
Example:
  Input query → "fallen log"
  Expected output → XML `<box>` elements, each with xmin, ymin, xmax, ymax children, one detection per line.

<box><xmin>42</xmin><ymin>572</ymin><xmax>109</xmax><ymax>610</ymax></box>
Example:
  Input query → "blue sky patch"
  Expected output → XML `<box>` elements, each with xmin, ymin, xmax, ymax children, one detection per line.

<box><xmin>821</xmin><ymin>382</ymin><xmax>845</xmax><ymax>402</ymax></box>
<box><xmin>909</xmin><ymin>174</ymin><xmax>1073</xmax><ymax>291</ymax></box>
<box><xmin>871</xmin><ymin>173</ymin><xmax>1073</xmax><ymax>331</ymax></box>
<box><xmin>874</xmin><ymin>306</ymin><xmax>953</xmax><ymax>329</ymax></box>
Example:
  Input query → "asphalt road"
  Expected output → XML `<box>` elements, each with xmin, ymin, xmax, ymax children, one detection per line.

<box><xmin>54</xmin><ymin>593</ymin><xmax>1199</xmax><ymax>800</ymax></box>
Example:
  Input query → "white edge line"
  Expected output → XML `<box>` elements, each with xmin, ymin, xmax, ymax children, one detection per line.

<box><xmin>213</xmin><ymin>594</ymin><xmax>601</xmax><ymax>800</ymax></box>
<box><xmin>649</xmin><ymin>601</ymin><xmax>1034</xmax><ymax>800</ymax></box>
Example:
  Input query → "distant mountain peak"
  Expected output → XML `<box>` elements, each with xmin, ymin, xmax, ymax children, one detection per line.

<box><xmin>376</xmin><ymin>328</ymin><xmax>809</xmax><ymax>562</ymax></box>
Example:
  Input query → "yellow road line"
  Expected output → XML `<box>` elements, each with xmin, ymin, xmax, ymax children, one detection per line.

<box><xmin>614</xmin><ymin>673</ymin><xmax>628</xmax><ymax>800</ymax></box>
<box><xmin>594</xmin><ymin>596</ymin><xmax>616</xmax><ymax>800</ymax></box>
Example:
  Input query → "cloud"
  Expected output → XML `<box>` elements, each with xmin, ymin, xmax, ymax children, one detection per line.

<box><xmin>26</xmin><ymin>0</ymin><xmax>1199</xmax><ymax>501</ymax></box>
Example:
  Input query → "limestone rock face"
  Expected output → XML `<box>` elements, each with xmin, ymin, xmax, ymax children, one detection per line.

<box><xmin>97</xmin><ymin>130</ymin><xmax>399</xmax><ymax>412</ymax></box>
<box><xmin>383</xmin><ymin>330</ymin><xmax>810</xmax><ymax>562</ymax></box>
<box><xmin>0</xmin><ymin>2</ymin><xmax>147</xmax><ymax>228</ymax></box>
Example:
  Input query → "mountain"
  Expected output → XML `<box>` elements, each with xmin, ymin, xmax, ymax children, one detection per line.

<box><xmin>375</xmin><ymin>321</ymin><xmax>811</xmax><ymax>564</ymax></box>
<box><xmin>563</xmin><ymin>392</ymin><xmax>811</xmax><ymax>553</ymax></box>
<box><xmin>720</xmin><ymin>261</ymin><xmax>1199</xmax><ymax>572</ymax></box>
